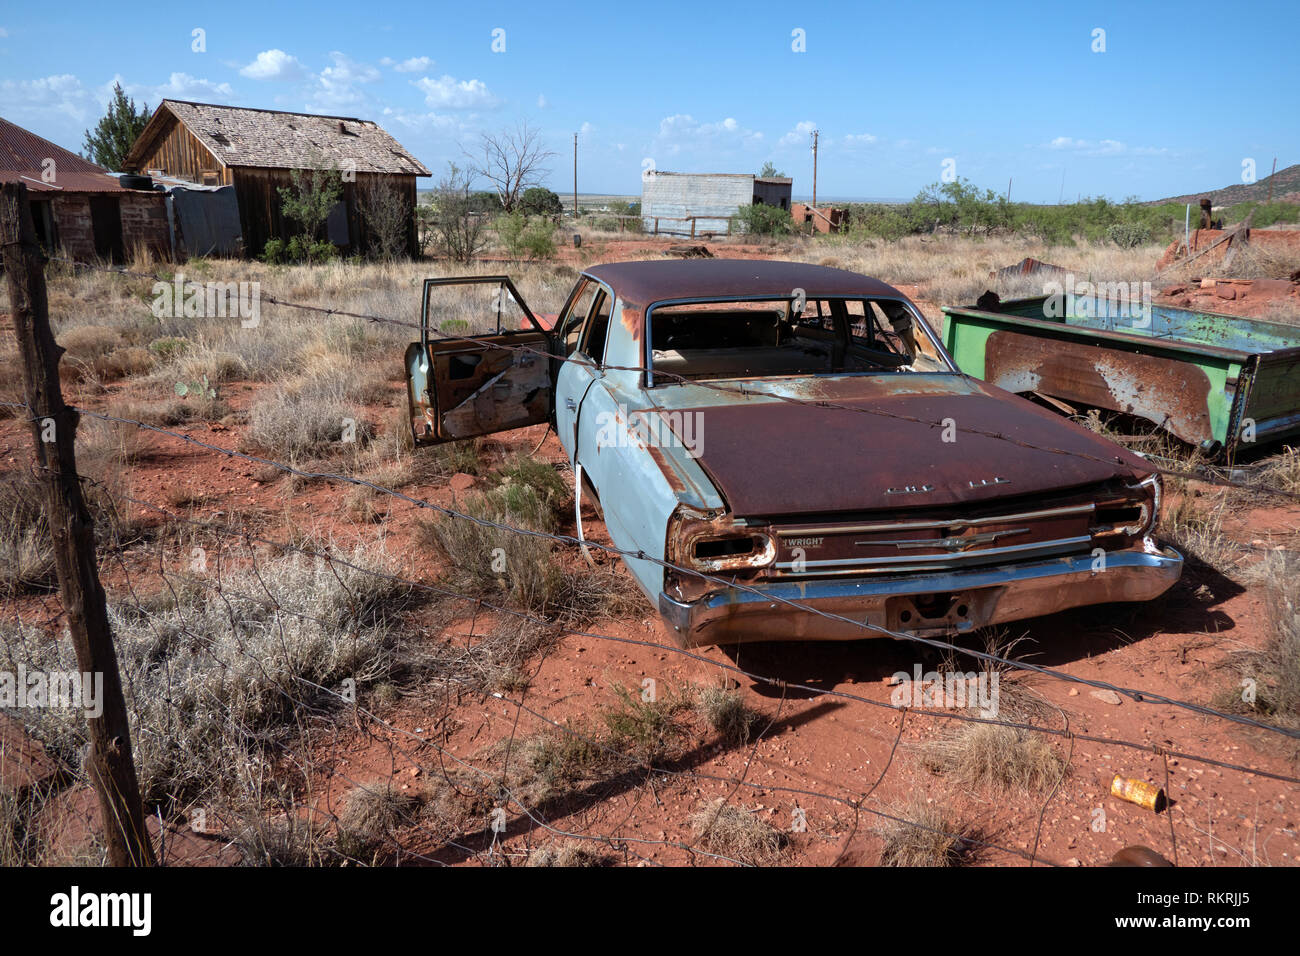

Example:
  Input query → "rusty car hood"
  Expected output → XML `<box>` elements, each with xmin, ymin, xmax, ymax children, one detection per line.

<box><xmin>657</xmin><ymin>375</ymin><xmax>1150</xmax><ymax>518</ymax></box>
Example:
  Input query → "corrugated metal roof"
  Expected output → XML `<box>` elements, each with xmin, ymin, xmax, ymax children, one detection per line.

<box><xmin>125</xmin><ymin>100</ymin><xmax>431</xmax><ymax>176</ymax></box>
<box><xmin>0</xmin><ymin>116</ymin><xmax>128</xmax><ymax>192</ymax></box>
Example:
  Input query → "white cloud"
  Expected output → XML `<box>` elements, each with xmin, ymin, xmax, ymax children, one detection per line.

<box><xmin>778</xmin><ymin>120</ymin><xmax>816</xmax><ymax>148</ymax></box>
<box><xmin>537</xmin><ymin>93</ymin><xmax>548</xmax><ymax>109</ymax></box>
<box><xmin>841</xmin><ymin>132</ymin><xmax>877</xmax><ymax>147</ymax></box>
<box><xmin>579</xmin><ymin>121</ymin><xmax>594</xmax><ymax>136</ymax></box>
<box><xmin>240</xmin><ymin>49</ymin><xmax>305</xmax><ymax>81</ymax></box>
<box><xmin>385</xmin><ymin>110</ymin><xmax>476</xmax><ymax>138</ymax></box>
<box><xmin>1044</xmin><ymin>136</ymin><xmax>1166</xmax><ymax>157</ymax></box>
<box><xmin>124</xmin><ymin>72</ymin><xmax>234</xmax><ymax>104</ymax></box>
<box><xmin>395</xmin><ymin>57</ymin><xmax>432</xmax><ymax>73</ymax></box>
<box><xmin>414</xmin><ymin>74</ymin><xmax>498</xmax><ymax>109</ymax></box>
<box><xmin>0</xmin><ymin>27</ymin><xmax>8</xmax><ymax>38</ymax></box>
<box><xmin>654</xmin><ymin>114</ymin><xmax>761</xmax><ymax>155</ymax></box>
<box><xmin>309</xmin><ymin>51</ymin><xmax>381</xmax><ymax>110</ymax></box>
<box><xmin>0</xmin><ymin>74</ymin><xmax>94</xmax><ymax>123</ymax></box>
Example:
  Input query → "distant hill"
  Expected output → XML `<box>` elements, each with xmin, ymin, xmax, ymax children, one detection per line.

<box><xmin>1148</xmin><ymin>162</ymin><xmax>1300</xmax><ymax>206</ymax></box>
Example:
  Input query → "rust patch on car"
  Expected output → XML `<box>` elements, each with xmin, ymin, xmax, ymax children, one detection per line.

<box><xmin>620</xmin><ymin>304</ymin><xmax>644</xmax><ymax>347</ymax></box>
<box><xmin>646</xmin><ymin>443</ymin><xmax>687</xmax><ymax>494</ymax></box>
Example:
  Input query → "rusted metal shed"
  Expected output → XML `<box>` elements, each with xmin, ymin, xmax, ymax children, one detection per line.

<box><xmin>122</xmin><ymin>100</ymin><xmax>431</xmax><ymax>257</ymax></box>
<box><xmin>0</xmin><ymin>116</ymin><xmax>169</xmax><ymax>262</ymax></box>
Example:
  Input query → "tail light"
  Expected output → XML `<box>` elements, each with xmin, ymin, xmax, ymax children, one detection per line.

<box><xmin>688</xmin><ymin>530</ymin><xmax>777</xmax><ymax>572</ymax></box>
<box><xmin>667</xmin><ymin>507</ymin><xmax>776</xmax><ymax>576</ymax></box>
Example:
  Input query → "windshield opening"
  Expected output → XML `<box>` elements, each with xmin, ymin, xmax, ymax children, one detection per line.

<box><xmin>647</xmin><ymin>296</ymin><xmax>951</xmax><ymax>383</ymax></box>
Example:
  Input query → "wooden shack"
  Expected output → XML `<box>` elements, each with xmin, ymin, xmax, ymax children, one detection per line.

<box><xmin>0</xmin><ymin>116</ymin><xmax>169</xmax><ymax>262</ymax></box>
<box><xmin>122</xmin><ymin>100</ymin><xmax>430</xmax><ymax>257</ymax></box>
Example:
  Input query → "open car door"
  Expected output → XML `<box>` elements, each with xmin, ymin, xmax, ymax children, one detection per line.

<box><xmin>406</xmin><ymin>276</ymin><xmax>555</xmax><ymax>446</ymax></box>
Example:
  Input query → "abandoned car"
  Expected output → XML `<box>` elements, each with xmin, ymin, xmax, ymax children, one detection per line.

<box><xmin>405</xmin><ymin>260</ymin><xmax>1182</xmax><ymax>647</ymax></box>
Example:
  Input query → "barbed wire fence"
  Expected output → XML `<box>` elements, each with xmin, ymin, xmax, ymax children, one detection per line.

<box><xmin>3</xmin><ymin>185</ymin><xmax>1298</xmax><ymax>868</ymax></box>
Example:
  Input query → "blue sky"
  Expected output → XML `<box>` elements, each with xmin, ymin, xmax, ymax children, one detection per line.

<box><xmin>1</xmin><ymin>0</ymin><xmax>1294</xmax><ymax>202</ymax></box>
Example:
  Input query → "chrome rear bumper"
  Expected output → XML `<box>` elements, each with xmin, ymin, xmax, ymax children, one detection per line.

<box><xmin>657</xmin><ymin>539</ymin><xmax>1182</xmax><ymax>647</ymax></box>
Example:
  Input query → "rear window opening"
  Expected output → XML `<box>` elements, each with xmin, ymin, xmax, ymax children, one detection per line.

<box><xmin>648</xmin><ymin>296</ymin><xmax>949</xmax><ymax>383</ymax></box>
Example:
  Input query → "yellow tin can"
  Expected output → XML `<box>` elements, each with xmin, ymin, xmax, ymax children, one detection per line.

<box><xmin>1111</xmin><ymin>775</ymin><xmax>1166</xmax><ymax>812</ymax></box>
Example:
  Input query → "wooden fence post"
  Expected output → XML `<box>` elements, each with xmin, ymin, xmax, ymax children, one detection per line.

<box><xmin>0</xmin><ymin>181</ymin><xmax>156</xmax><ymax>866</ymax></box>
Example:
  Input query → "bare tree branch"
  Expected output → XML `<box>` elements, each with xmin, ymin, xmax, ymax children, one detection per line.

<box><xmin>465</xmin><ymin>122</ymin><xmax>555</xmax><ymax>213</ymax></box>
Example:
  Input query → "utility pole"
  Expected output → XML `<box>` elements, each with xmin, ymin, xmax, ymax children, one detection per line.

<box><xmin>0</xmin><ymin>182</ymin><xmax>155</xmax><ymax>867</ymax></box>
<box><xmin>811</xmin><ymin>129</ymin><xmax>819</xmax><ymax>210</ymax></box>
<box><xmin>1006</xmin><ymin>177</ymin><xmax>1012</xmax><ymax>202</ymax></box>
<box><xmin>1267</xmin><ymin>157</ymin><xmax>1277</xmax><ymax>203</ymax></box>
<box><xmin>573</xmin><ymin>132</ymin><xmax>579</xmax><ymax>219</ymax></box>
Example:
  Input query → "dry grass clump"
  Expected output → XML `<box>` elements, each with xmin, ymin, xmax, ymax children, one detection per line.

<box><xmin>520</xmin><ymin>726</ymin><xmax>611</xmax><ymax>801</ymax></box>
<box><xmin>245</xmin><ymin>379</ymin><xmax>372</xmax><ymax>460</ymax></box>
<box><xmin>422</xmin><ymin>454</ymin><xmax>642</xmax><ymax>621</ymax></box>
<box><xmin>697</xmin><ymin>685</ymin><xmax>764</xmax><ymax>747</ymax></box>
<box><xmin>0</xmin><ymin>470</ymin><xmax>58</xmax><ymax>594</ymax></box>
<box><xmin>424</xmin><ymin>484</ymin><xmax>563</xmax><ymax>614</ymax></box>
<box><xmin>918</xmin><ymin>723</ymin><xmax>1066</xmax><ymax>794</ymax></box>
<box><xmin>1160</xmin><ymin>493</ymin><xmax>1241</xmax><ymax>577</ymax></box>
<box><xmin>106</xmin><ymin>393</ymin><xmax>229</xmax><ymax>428</ymax></box>
<box><xmin>876</xmin><ymin>796</ymin><xmax>974</xmax><ymax>867</ymax></box>
<box><xmin>526</xmin><ymin>840</ymin><xmax>611</xmax><ymax>867</ymax></box>
<box><xmin>3</xmin><ymin>544</ymin><xmax>414</xmax><ymax>808</ymax></box>
<box><xmin>514</xmin><ymin>683</ymin><xmax>688</xmax><ymax>802</ymax></box>
<box><xmin>600</xmin><ymin>683</ymin><xmax>688</xmax><ymax>763</ymax></box>
<box><xmin>1258</xmin><ymin>446</ymin><xmax>1300</xmax><ymax>494</ymax></box>
<box><xmin>1218</xmin><ymin>552</ymin><xmax>1300</xmax><ymax>737</ymax></box>
<box><xmin>230</xmin><ymin>799</ymin><xmax>333</xmax><ymax>868</ymax></box>
<box><xmin>688</xmin><ymin>799</ymin><xmax>787</xmax><ymax>865</ymax></box>
<box><xmin>0</xmin><ymin>419</ymin><xmax>140</xmax><ymax>596</ymax></box>
<box><xmin>335</xmin><ymin>782</ymin><xmax>421</xmax><ymax>863</ymax></box>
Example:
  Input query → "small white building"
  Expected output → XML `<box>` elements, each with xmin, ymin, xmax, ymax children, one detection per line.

<box><xmin>641</xmin><ymin>171</ymin><xmax>792</xmax><ymax>236</ymax></box>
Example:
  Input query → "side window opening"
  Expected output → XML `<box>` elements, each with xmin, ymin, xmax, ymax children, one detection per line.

<box><xmin>579</xmin><ymin>290</ymin><xmax>612</xmax><ymax>365</ymax></box>
<box><xmin>562</xmin><ymin>280</ymin><xmax>598</xmax><ymax>357</ymax></box>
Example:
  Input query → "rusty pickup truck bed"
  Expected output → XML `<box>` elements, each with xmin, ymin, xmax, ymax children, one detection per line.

<box><xmin>942</xmin><ymin>294</ymin><xmax>1300</xmax><ymax>459</ymax></box>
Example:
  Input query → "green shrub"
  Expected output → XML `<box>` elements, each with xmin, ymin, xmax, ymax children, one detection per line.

<box><xmin>1106</xmin><ymin>222</ymin><xmax>1152</xmax><ymax>249</ymax></box>
<box><xmin>496</xmin><ymin>213</ymin><xmax>557</xmax><ymax>260</ymax></box>
<box><xmin>736</xmin><ymin>203</ymin><xmax>794</xmax><ymax>236</ymax></box>
<box><xmin>260</xmin><ymin>237</ymin><xmax>287</xmax><ymax>264</ymax></box>
<box><xmin>261</xmin><ymin>236</ymin><xmax>338</xmax><ymax>264</ymax></box>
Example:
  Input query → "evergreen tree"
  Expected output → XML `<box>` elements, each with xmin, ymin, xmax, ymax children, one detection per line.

<box><xmin>82</xmin><ymin>83</ymin><xmax>151</xmax><ymax>171</ymax></box>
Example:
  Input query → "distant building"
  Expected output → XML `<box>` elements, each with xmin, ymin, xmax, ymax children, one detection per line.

<box><xmin>641</xmin><ymin>171</ymin><xmax>793</xmax><ymax>236</ymax></box>
<box><xmin>791</xmin><ymin>203</ymin><xmax>845</xmax><ymax>234</ymax></box>
<box><xmin>123</xmin><ymin>100</ymin><xmax>430</xmax><ymax>257</ymax></box>
<box><xmin>0</xmin><ymin>116</ymin><xmax>169</xmax><ymax>262</ymax></box>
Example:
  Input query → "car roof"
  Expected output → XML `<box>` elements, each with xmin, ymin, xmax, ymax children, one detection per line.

<box><xmin>582</xmin><ymin>259</ymin><xmax>906</xmax><ymax>309</ymax></box>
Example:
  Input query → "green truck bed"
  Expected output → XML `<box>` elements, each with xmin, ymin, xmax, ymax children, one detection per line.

<box><xmin>942</xmin><ymin>294</ymin><xmax>1300</xmax><ymax>460</ymax></box>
